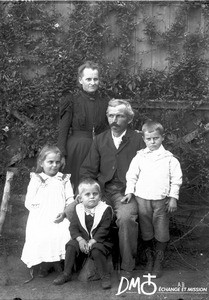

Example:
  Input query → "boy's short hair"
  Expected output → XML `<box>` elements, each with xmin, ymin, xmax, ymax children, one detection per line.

<box><xmin>78</xmin><ymin>178</ymin><xmax>101</xmax><ymax>195</ymax></box>
<box><xmin>142</xmin><ymin>120</ymin><xmax>164</xmax><ymax>136</ymax></box>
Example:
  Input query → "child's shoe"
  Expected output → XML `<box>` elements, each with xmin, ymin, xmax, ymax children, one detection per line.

<box><xmin>53</xmin><ymin>272</ymin><xmax>72</xmax><ymax>285</ymax></box>
<box><xmin>101</xmin><ymin>274</ymin><xmax>111</xmax><ymax>289</ymax></box>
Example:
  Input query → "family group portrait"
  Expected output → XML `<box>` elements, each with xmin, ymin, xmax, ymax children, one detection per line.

<box><xmin>0</xmin><ymin>1</ymin><xmax>209</xmax><ymax>299</ymax></box>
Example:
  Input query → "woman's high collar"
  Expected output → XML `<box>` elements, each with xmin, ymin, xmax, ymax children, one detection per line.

<box><xmin>80</xmin><ymin>88</ymin><xmax>99</xmax><ymax>100</ymax></box>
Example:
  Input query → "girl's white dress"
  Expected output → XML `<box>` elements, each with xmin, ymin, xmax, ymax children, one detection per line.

<box><xmin>21</xmin><ymin>172</ymin><xmax>74</xmax><ymax>268</ymax></box>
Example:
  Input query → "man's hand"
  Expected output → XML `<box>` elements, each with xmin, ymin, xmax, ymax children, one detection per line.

<box><xmin>88</xmin><ymin>239</ymin><xmax>96</xmax><ymax>250</ymax></box>
<box><xmin>54</xmin><ymin>212</ymin><xmax>65</xmax><ymax>223</ymax></box>
<box><xmin>78</xmin><ymin>238</ymin><xmax>89</xmax><ymax>254</ymax></box>
<box><xmin>121</xmin><ymin>193</ymin><xmax>132</xmax><ymax>204</ymax></box>
<box><xmin>166</xmin><ymin>197</ymin><xmax>177</xmax><ymax>213</ymax></box>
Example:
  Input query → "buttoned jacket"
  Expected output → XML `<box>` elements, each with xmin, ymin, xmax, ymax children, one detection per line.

<box><xmin>80</xmin><ymin>128</ymin><xmax>145</xmax><ymax>188</ymax></box>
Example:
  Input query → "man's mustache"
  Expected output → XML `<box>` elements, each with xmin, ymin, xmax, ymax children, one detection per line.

<box><xmin>110</xmin><ymin>123</ymin><xmax>120</xmax><ymax>128</ymax></box>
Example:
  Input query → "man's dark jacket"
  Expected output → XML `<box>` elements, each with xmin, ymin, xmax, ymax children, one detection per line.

<box><xmin>80</xmin><ymin>128</ymin><xmax>145</xmax><ymax>189</ymax></box>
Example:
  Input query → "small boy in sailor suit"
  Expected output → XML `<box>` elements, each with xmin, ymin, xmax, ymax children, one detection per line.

<box><xmin>53</xmin><ymin>178</ymin><xmax>113</xmax><ymax>289</ymax></box>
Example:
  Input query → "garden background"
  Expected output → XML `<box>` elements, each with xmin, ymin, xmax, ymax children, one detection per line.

<box><xmin>1</xmin><ymin>0</ymin><xmax>209</xmax><ymax>277</ymax></box>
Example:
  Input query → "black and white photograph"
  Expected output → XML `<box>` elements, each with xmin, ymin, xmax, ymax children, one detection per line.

<box><xmin>0</xmin><ymin>1</ymin><xmax>209</xmax><ymax>299</ymax></box>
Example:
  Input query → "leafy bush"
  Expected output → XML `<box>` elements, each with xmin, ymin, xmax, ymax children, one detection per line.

<box><xmin>0</xmin><ymin>1</ymin><xmax>209</xmax><ymax>198</ymax></box>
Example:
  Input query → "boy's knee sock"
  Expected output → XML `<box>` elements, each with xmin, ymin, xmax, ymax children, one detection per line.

<box><xmin>144</xmin><ymin>239</ymin><xmax>154</xmax><ymax>250</ymax></box>
<box><xmin>143</xmin><ymin>239</ymin><xmax>154</xmax><ymax>273</ymax></box>
<box><xmin>152</xmin><ymin>240</ymin><xmax>168</xmax><ymax>278</ymax></box>
<box><xmin>155</xmin><ymin>240</ymin><xmax>167</xmax><ymax>253</ymax></box>
<box><xmin>154</xmin><ymin>240</ymin><xmax>167</xmax><ymax>263</ymax></box>
<box><xmin>64</xmin><ymin>245</ymin><xmax>76</xmax><ymax>276</ymax></box>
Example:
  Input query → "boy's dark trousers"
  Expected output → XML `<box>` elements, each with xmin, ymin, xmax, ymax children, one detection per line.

<box><xmin>64</xmin><ymin>244</ymin><xmax>109</xmax><ymax>278</ymax></box>
<box><xmin>53</xmin><ymin>243</ymin><xmax>110</xmax><ymax>285</ymax></box>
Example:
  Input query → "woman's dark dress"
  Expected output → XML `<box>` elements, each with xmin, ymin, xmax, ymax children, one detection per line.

<box><xmin>57</xmin><ymin>89</ymin><xmax>109</xmax><ymax>191</ymax></box>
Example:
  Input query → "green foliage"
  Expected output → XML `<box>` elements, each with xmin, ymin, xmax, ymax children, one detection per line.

<box><xmin>1</xmin><ymin>1</ymin><xmax>209</xmax><ymax>196</ymax></box>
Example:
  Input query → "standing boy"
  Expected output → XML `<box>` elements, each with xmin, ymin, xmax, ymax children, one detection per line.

<box><xmin>123</xmin><ymin>120</ymin><xmax>182</xmax><ymax>278</ymax></box>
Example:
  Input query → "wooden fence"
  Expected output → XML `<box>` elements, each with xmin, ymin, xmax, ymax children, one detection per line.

<box><xmin>54</xmin><ymin>1</ymin><xmax>208</xmax><ymax>74</ymax></box>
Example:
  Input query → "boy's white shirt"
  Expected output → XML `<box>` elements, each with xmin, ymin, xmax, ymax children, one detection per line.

<box><xmin>125</xmin><ymin>145</ymin><xmax>182</xmax><ymax>200</ymax></box>
<box><xmin>76</xmin><ymin>200</ymin><xmax>110</xmax><ymax>239</ymax></box>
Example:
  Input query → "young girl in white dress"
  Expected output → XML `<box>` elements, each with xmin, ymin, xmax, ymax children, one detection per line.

<box><xmin>21</xmin><ymin>145</ymin><xmax>74</xmax><ymax>278</ymax></box>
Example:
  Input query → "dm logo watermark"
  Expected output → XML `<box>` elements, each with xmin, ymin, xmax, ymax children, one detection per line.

<box><xmin>116</xmin><ymin>274</ymin><xmax>157</xmax><ymax>296</ymax></box>
<box><xmin>116</xmin><ymin>274</ymin><xmax>208</xmax><ymax>297</ymax></box>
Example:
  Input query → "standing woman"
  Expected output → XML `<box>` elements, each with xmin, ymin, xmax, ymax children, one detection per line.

<box><xmin>57</xmin><ymin>61</ymin><xmax>109</xmax><ymax>192</ymax></box>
